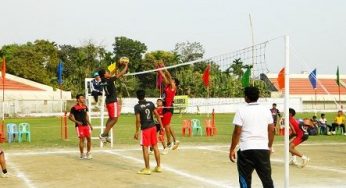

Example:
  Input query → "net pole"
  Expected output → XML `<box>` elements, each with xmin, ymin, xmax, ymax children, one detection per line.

<box><xmin>284</xmin><ymin>35</ymin><xmax>290</xmax><ymax>188</ymax></box>
<box><xmin>249</xmin><ymin>14</ymin><xmax>255</xmax><ymax>86</ymax></box>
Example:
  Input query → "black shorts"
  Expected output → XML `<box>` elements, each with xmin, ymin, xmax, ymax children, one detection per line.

<box><xmin>155</xmin><ymin>123</ymin><xmax>161</xmax><ymax>132</ymax></box>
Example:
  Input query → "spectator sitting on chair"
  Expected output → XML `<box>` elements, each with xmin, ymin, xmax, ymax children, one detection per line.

<box><xmin>331</xmin><ymin>110</ymin><xmax>346</xmax><ymax>135</ymax></box>
<box><xmin>90</xmin><ymin>72</ymin><xmax>103</xmax><ymax>105</ymax></box>
<box><xmin>319</xmin><ymin>113</ymin><xmax>331</xmax><ymax>135</ymax></box>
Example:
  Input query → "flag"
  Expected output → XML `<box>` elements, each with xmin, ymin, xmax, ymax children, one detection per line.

<box><xmin>336</xmin><ymin>66</ymin><xmax>340</xmax><ymax>86</ymax></box>
<box><xmin>277</xmin><ymin>67</ymin><xmax>285</xmax><ymax>90</ymax></box>
<box><xmin>202</xmin><ymin>64</ymin><xmax>211</xmax><ymax>87</ymax></box>
<box><xmin>241</xmin><ymin>67</ymin><xmax>251</xmax><ymax>87</ymax></box>
<box><xmin>57</xmin><ymin>60</ymin><xmax>64</xmax><ymax>85</ymax></box>
<box><xmin>1</xmin><ymin>57</ymin><xmax>6</xmax><ymax>80</ymax></box>
<box><xmin>308</xmin><ymin>68</ymin><xmax>317</xmax><ymax>89</ymax></box>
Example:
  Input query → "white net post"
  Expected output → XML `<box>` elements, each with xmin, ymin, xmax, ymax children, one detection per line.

<box><xmin>284</xmin><ymin>35</ymin><xmax>290</xmax><ymax>188</ymax></box>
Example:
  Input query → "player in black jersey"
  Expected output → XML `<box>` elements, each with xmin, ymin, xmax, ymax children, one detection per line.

<box><xmin>134</xmin><ymin>90</ymin><xmax>164</xmax><ymax>175</ymax></box>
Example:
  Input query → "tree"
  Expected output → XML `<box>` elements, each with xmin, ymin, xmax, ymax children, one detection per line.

<box><xmin>112</xmin><ymin>36</ymin><xmax>147</xmax><ymax>73</ymax></box>
<box><xmin>174</xmin><ymin>41</ymin><xmax>205</xmax><ymax>63</ymax></box>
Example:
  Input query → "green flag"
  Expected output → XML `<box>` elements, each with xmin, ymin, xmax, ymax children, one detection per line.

<box><xmin>336</xmin><ymin>66</ymin><xmax>340</xmax><ymax>86</ymax></box>
<box><xmin>241</xmin><ymin>67</ymin><xmax>251</xmax><ymax>87</ymax></box>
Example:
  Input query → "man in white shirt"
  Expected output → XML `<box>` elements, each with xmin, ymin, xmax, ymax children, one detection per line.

<box><xmin>229</xmin><ymin>86</ymin><xmax>275</xmax><ymax>188</ymax></box>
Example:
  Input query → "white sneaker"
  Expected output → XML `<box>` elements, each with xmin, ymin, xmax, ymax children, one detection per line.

<box><xmin>1</xmin><ymin>173</ymin><xmax>8</xmax><ymax>178</ymax></box>
<box><xmin>149</xmin><ymin>150</ymin><xmax>153</xmax><ymax>155</ymax></box>
<box><xmin>172</xmin><ymin>141</ymin><xmax>180</xmax><ymax>150</ymax></box>
<box><xmin>332</xmin><ymin>131</ymin><xmax>336</xmax><ymax>135</ymax></box>
<box><xmin>86</xmin><ymin>152</ymin><xmax>93</xmax><ymax>160</ymax></box>
<box><xmin>161</xmin><ymin>148</ymin><xmax>169</xmax><ymax>155</ymax></box>
<box><xmin>99</xmin><ymin>134</ymin><xmax>107</xmax><ymax>143</ymax></box>
<box><xmin>80</xmin><ymin>153</ymin><xmax>85</xmax><ymax>160</ymax></box>
<box><xmin>327</xmin><ymin>132</ymin><xmax>332</xmax><ymax>135</ymax></box>
<box><xmin>299</xmin><ymin>155</ymin><xmax>310</xmax><ymax>168</ymax></box>
<box><xmin>289</xmin><ymin>156</ymin><xmax>297</xmax><ymax>165</ymax></box>
<box><xmin>343</xmin><ymin>133</ymin><xmax>346</xmax><ymax>136</ymax></box>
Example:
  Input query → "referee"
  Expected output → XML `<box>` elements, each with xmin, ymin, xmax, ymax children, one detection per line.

<box><xmin>229</xmin><ymin>86</ymin><xmax>275</xmax><ymax>188</ymax></box>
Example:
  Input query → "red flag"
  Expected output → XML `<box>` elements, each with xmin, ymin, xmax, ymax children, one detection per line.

<box><xmin>1</xmin><ymin>57</ymin><xmax>5</xmax><ymax>80</ymax></box>
<box><xmin>277</xmin><ymin>67</ymin><xmax>285</xmax><ymax>90</ymax></box>
<box><xmin>202</xmin><ymin>64</ymin><xmax>211</xmax><ymax>87</ymax></box>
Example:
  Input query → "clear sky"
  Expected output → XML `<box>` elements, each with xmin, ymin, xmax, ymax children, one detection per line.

<box><xmin>1</xmin><ymin>0</ymin><xmax>345</xmax><ymax>74</ymax></box>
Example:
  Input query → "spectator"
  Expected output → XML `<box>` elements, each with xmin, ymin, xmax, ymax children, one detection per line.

<box><xmin>90</xmin><ymin>72</ymin><xmax>103</xmax><ymax>105</ymax></box>
<box><xmin>331</xmin><ymin>110</ymin><xmax>346</xmax><ymax>135</ymax></box>
<box><xmin>308</xmin><ymin>116</ymin><xmax>319</xmax><ymax>136</ymax></box>
<box><xmin>319</xmin><ymin>113</ymin><xmax>331</xmax><ymax>135</ymax></box>
<box><xmin>270</xmin><ymin>103</ymin><xmax>281</xmax><ymax>134</ymax></box>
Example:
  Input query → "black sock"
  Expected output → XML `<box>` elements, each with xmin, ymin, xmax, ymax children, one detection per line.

<box><xmin>3</xmin><ymin>169</ymin><xmax>7</xmax><ymax>174</ymax></box>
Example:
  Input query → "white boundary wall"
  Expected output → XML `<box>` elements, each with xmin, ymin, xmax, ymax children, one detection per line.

<box><xmin>120</xmin><ymin>97</ymin><xmax>303</xmax><ymax>114</ymax></box>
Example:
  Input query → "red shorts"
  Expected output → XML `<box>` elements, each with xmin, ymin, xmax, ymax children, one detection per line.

<box><xmin>76</xmin><ymin>125</ymin><xmax>91</xmax><ymax>138</ymax></box>
<box><xmin>106</xmin><ymin>102</ymin><xmax>121</xmax><ymax>118</ymax></box>
<box><xmin>292</xmin><ymin>134</ymin><xmax>304</xmax><ymax>146</ymax></box>
<box><xmin>162</xmin><ymin>112</ymin><xmax>172</xmax><ymax>127</ymax></box>
<box><xmin>140</xmin><ymin>126</ymin><xmax>158</xmax><ymax>147</ymax></box>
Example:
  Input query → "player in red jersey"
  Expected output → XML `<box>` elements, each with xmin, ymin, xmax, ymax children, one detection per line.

<box><xmin>69</xmin><ymin>94</ymin><xmax>93</xmax><ymax>159</ymax></box>
<box><xmin>150</xmin><ymin>99</ymin><xmax>168</xmax><ymax>155</ymax></box>
<box><xmin>289</xmin><ymin>108</ymin><xmax>312</xmax><ymax>168</ymax></box>
<box><xmin>156</xmin><ymin>60</ymin><xmax>180</xmax><ymax>150</ymax></box>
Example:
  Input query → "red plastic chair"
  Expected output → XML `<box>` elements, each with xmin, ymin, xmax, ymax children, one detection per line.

<box><xmin>182</xmin><ymin>119</ymin><xmax>192</xmax><ymax>136</ymax></box>
<box><xmin>205</xmin><ymin>118</ymin><xmax>217</xmax><ymax>136</ymax></box>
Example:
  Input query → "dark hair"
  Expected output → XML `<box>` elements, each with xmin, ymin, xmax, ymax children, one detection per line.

<box><xmin>321</xmin><ymin>113</ymin><xmax>325</xmax><ymax>116</ymax></box>
<box><xmin>289</xmin><ymin>108</ymin><xmax>296</xmax><ymax>116</ymax></box>
<box><xmin>273</xmin><ymin>103</ymin><xmax>277</xmax><ymax>106</ymax></box>
<box><xmin>157</xmin><ymin>98</ymin><xmax>163</xmax><ymax>102</ymax></box>
<box><xmin>76</xmin><ymin>94</ymin><xmax>84</xmax><ymax>99</ymax></box>
<box><xmin>136</xmin><ymin>90</ymin><xmax>145</xmax><ymax>100</ymax></box>
<box><xmin>174</xmin><ymin>78</ymin><xmax>180</xmax><ymax>87</ymax></box>
<box><xmin>98</xmin><ymin>69</ymin><xmax>106</xmax><ymax>78</ymax></box>
<box><xmin>244</xmin><ymin>86</ymin><xmax>259</xmax><ymax>102</ymax></box>
<box><xmin>313</xmin><ymin>115</ymin><xmax>317</xmax><ymax>119</ymax></box>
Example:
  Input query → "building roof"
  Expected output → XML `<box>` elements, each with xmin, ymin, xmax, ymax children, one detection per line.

<box><xmin>0</xmin><ymin>78</ymin><xmax>44</xmax><ymax>91</ymax></box>
<box><xmin>267</xmin><ymin>73</ymin><xmax>346</xmax><ymax>95</ymax></box>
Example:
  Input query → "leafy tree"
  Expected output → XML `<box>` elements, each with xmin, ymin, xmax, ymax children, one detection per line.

<box><xmin>174</xmin><ymin>41</ymin><xmax>205</xmax><ymax>63</ymax></box>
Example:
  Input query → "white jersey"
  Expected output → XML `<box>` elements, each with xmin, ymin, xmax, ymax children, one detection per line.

<box><xmin>232</xmin><ymin>102</ymin><xmax>273</xmax><ymax>151</ymax></box>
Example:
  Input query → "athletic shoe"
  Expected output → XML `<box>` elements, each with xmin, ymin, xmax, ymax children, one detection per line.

<box><xmin>299</xmin><ymin>155</ymin><xmax>310</xmax><ymax>168</ymax></box>
<box><xmin>80</xmin><ymin>153</ymin><xmax>85</xmax><ymax>160</ymax></box>
<box><xmin>172</xmin><ymin>141</ymin><xmax>180</xmax><ymax>150</ymax></box>
<box><xmin>327</xmin><ymin>132</ymin><xmax>332</xmax><ymax>135</ymax></box>
<box><xmin>86</xmin><ymin>152</ymin><xmax>93</xmax><ymax>160</ymax></box>
<box><xmin>161</xmin><ymin>148</ymin><xmax>169</xmax><ymax>155</ymax></box>
<box><xmin>167</xmin><ymin>143</ymin><xmax>172</xmax><ymax>150</ymax></box>
<box><xmin>343</xmin><ymin>133</ymin><xmax>346</xmax><ymax>136</ymax></box>
<box><xmin>149</xmin><ymin>150</ymin><xmax>153</xmax><ymax>155</ymax></box>
<box><xmin>106</xmin><ymin>136</ymin><xmax>112</xmax><ymax>143</ymax></box>
<box><xmin>332</xmin><ymin>131</ymin><xmax>336</xmax><ymax>135</ymax></box>
<box><xmin>289</xmin><ymin>156</ymin><xmax>297</xmax><ymax>165</ymax></box>
<box><xmin>153</xmin><ymin>166</ymin><xmax>162</xmax><ymax>173</ymax></box>
<box><xmin>99</xmin><ymin>134</ymin><xmax>107</xmax><ymax>143</ymax></box>
<box><xmin>137</xmin><ymin>168</ymin><xmax>151</xmax><ymax>175</ymax></box>
<box><xmin>1</xmin><ymin>173</ymin><xmax>8</xmax><ymax>178</ymax></box>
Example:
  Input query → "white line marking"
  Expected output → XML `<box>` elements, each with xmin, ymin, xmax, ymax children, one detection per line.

<box><xmin>103</xmin><ymin>150</ymin><xmax>232</xmax><ymax>188</ymax></box>
<box><xmin>200</xmin><ymin>147</ymin><xmax>346</xmax><ymax>174</ymax></box>
<box><xmin>7</xmin><ymin>157</ymin><xmax>36</xmax><ymax>188</ymax></box>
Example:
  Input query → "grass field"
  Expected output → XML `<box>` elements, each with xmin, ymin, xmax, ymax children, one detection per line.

<box><xmin>0</xmin><ymin>113</ymin><xmax>345</xmax><ymax>188</ymax></box>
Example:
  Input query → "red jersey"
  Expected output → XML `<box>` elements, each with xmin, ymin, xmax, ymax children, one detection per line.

<box><xmin>289</xmin><ymin>117</ymin><xmax>303</xmax><ymax>136</ymax></box>
<box><xmin>163</xmin><ymin>85</ymin><xmax>176</xmax><ymax>107</ymax></box>
<box><xmin>157</xmin><ymin>106</ymin><xmax>163</xmax><ymax>118</ymax></box>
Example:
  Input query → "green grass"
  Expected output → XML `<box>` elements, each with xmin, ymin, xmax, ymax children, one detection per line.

<box><xmin>0</xmin><ymin>112</ymin><xmax>344</xmax><ymax>150</ymax></box>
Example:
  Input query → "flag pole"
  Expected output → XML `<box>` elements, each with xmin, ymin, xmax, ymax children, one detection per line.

<box><xmin>338</xmin><ymin>85</ymin><xmax>341</xmax><ymax>109</ymax></box>
<box><xmin>314</xmin><ymin>89</ymin><xmax>317</xmax><ymax>115</ymax></box>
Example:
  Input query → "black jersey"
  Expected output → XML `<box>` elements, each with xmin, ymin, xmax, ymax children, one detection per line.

<box><xmin>134</xmin><ymin>100</ymin><xmax>156</xmax><ymax>130</ymax></box>
<box><xmin>70</xmin><ymin>104</ymin><xmax>89</xmax><ymax>127</ymax></box>
<box><xmin>101</xmin><ymin>77</ymin><xmax>117</xmax><ymax>104</ymax></box>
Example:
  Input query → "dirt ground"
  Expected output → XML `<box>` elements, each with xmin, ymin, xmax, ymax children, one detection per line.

<box><xmin>0</xmin><ymin>142</ymin><xmax>346</xmax><ymax>188</ymax></box>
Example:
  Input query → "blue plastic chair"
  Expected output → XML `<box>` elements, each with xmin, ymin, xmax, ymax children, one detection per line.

<box><xmin>18</xmin><ymin>123</ymin><xmax>31</xmax><ymax>142</ymax></box>
<box><xmin>7</xmin><ymin>123</ymin><xmax>19</xmax><ymax>143</ymax></box>
<box><xmin>191</xmin><ymin>119</ymin><xmax>203</xmax><ymax>136</ymax></box>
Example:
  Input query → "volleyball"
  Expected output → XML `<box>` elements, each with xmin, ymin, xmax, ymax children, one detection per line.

<box><xmin>119</xmin><ymin>57</ymin><xmax>129</xmax><ymax>65</ymax></box>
